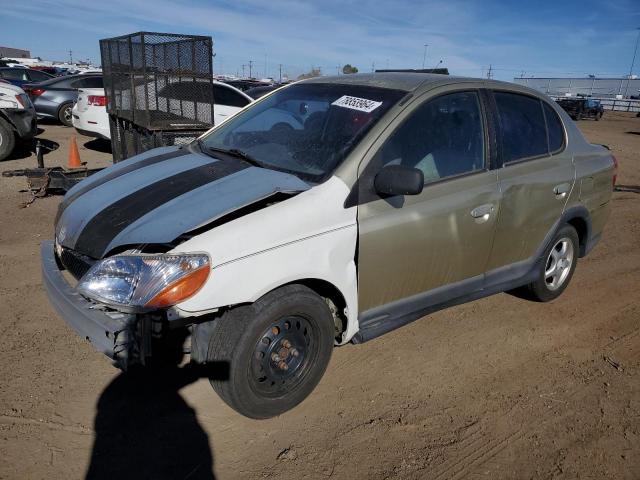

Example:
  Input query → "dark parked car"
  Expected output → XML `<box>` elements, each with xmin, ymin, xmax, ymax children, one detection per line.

<box><xmin>556</xmin><ymin>97</ymin><xmax>604</xmax><ymax>121</ymax></box>
<box><xmin>245</xmin><ymin>84</ymin><xmax>282</xmax><ymax>99</ymax></box>
<box><xmin>223</xmin><ymin>79</ymin><xmax>271</xmax><ymax>92</ymax></box>
<box><xmin>0</xmin><ymin>67</ymin><xmax>54</xmax><ymax>88</ymax></box>
<box><xmin>31</xmin><ymin>66</ymin><xmax>65</xmax><ymax>76</ymax></box>
<box><xmin>23</xmin><ymin>74</ymin><xmax>103</xmax><ymax>126</ymax></box>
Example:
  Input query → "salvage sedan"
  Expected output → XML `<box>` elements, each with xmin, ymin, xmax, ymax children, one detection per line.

<box><xmin>42</xmin><ymin>73</ymin><xmax>615</xmax><ymax>418</ymax></box>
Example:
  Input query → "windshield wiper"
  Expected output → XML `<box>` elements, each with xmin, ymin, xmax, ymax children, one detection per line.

<box><xmin>202</xmin><ymin>144</ymin><xmax>264</xmax><ymax>168</ymax></box>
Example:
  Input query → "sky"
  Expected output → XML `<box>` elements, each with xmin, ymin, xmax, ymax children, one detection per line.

<box><xmin>1</xmin><ymin>0</ymin><xmax>639</xmax><ymax>81</ymax></box>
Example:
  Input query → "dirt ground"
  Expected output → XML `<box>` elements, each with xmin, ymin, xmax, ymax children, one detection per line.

<box><xmin>0</xmin><ymin>113</ymin><xmax>639</xmax><ymax>480</ymax></box>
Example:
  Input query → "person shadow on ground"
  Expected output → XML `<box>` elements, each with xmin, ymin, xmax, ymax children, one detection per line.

<box><xmin>86</xmin><ymin>359</ymin><xmax>228</xmax><ymax>480</ymax></box>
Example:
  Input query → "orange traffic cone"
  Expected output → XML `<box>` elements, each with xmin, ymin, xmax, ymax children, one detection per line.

<box><xmin>68</xmin><ymin>136</ymin><xmax>82</xmax><ymax>169</ymax></box>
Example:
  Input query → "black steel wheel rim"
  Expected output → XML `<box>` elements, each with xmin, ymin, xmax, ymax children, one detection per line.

<box><xmin>249</xmin><ymin>315</ymin><xmax>315</xmax><ymax>397</ymax></box>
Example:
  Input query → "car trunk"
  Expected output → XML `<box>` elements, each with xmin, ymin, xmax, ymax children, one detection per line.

<box><xmin>75</xmin><ymin>88</ymin><xmax>106</xmax><ymax>114</ymax></box>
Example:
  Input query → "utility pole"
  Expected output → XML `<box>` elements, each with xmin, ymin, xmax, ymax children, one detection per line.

<box><xmin>422</xmin><ymin>44</ymin><xmax>428</xmax><ymax>69</ymax></box>
<box><xmin>68</xmin><ymin>49</ymin><xmax>73</xmax><ymax>64</ymax></box>
<box><xmin>279</xmin><ymin>64</ymin><xmax>283</xmax><ymax>83</ymax></box>
<box><xmin>624</xmin><ymin>27</ymin><xmax>640</xmax><ymax>98</ymax></box>
<box><xmin>241</xmin><ymin>64</ymin><xmax>246</xmax><ymax>78</ymax></box>
<box><xmin>248</xmin><ymin>60</ymin><xmax>253</xmax><ymax>79</ymax></box>
<box><xmin>264</xmin><ymin>53</ymin><xmax>267</xmax><ymax>78</ymax></box>
<box><xmin>487</xmin><ymin>64</ymin><xmax>493</xmax><ymax>79</ymax></box>
<box><xmin>336</xmin><ymin>65</ymin><xmax>341</xmax><ymax>75</ymax></box>
<box><xmin>372</xmin><ymin>61</ymin><xmax>375</xmax><ymax>73</ymax></box>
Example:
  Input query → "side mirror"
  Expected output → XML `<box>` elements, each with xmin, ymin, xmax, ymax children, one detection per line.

<box><xmin>374</xmin><ymin>165</ymin><xmax>424</xmax><ymax>196</ymax></box>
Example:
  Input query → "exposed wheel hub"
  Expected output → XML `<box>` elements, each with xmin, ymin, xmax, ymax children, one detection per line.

<box><xmin>250</xmin><ymin>316</ymin><xmax>313</xmax><ymax>396</ymax></box>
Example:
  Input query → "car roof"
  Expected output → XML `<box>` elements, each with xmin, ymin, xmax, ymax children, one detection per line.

<box><xmin>301</xmin><ymin>72</ymin><xmax>543</xmax><ymax>97</ymax></box>
<box><xmin>35</xmin><ymin>73</ymin><xmax>102</xmax><ymax>86</ymax></box>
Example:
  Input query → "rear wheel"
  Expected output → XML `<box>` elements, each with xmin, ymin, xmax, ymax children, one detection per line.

<box><xmin>58</xmin><ymin>103</ymin><xmax>73</xmax><ymax>126</ymax></box>
<box><xmin>193</xmin><ymin>284</ymin><xmax>335</xmax><ymax>419</ymax></box>
<box><xmin>596</xmin><ymin>111</ymin><xmax>603</xmax><ymax>121</ymax></box>
<box><xmin>0</xmin><ymin>117</ymin><xmax>16</xmax><ymax>161</ymax></box>
<box><xmin>521</xmin><ymin>225</ymin><xmax>579</xmax><ymax>302</ymax></box>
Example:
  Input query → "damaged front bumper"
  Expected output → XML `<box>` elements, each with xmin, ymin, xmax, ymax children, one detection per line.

<box><xmin>41</xmin><ymin>241</ymin><xmax>137</xmax><ymax>368</ymax></box>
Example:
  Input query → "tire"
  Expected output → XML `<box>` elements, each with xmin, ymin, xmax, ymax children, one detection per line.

<box><xmin>193</xmin><ymin>284</ymin><xmax>335</xmax><ymax>419</ymax></box>
<box><xmin>576</xmin><ymin>112</ymin><xmax>582</xmax><ymax>121</ymax></box>
<box><xmin>595</xmin><ymin>112</ymin><xmax>603</xmax><ymax>121</ymax></box>
<box><xmin>0</xmin><ymin>117</ymin><xmax>16</xmax><ymax>161</ymax></box>
<box><xmin>58</xmin><ymin>103</ymin><xmax>73</xmax><ymax>126</ymax></box>
<box><xmin>521</xmin><ymin>224</ymin><xmax>579</xmax><ymax>302</ymax></box>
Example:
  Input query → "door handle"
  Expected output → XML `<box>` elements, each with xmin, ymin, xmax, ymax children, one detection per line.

<box><xmin>470</xmin><ymin>203</ymin><xmax>495</xmax><ymax>222</ymax></box>
<box><xmin>553</xmin><ymin>183</ymin><xmax>571</xmax><ymax>199</ymax></box>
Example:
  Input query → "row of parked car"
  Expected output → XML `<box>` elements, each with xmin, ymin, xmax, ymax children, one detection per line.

<box><xmin>0</xmin><ymin>65</ymin><xmax>288</xmax><ymax>161</ymax></box>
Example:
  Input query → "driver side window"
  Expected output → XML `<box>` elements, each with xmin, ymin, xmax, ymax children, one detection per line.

<box><xmin>374</xmin><ymin>91</ymin><xmax>486</xmax><ymax>185</ymax></box>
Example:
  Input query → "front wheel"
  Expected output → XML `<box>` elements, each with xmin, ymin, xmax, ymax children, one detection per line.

<box><xmin>521</xmin><ymin>224</ymin><xmax>579</xmax><ymax>302</ymax></box>
<box><xmin>193</xmin><ymin>284</ymin><xmax>335</xmax><ymax>419</ymax></box>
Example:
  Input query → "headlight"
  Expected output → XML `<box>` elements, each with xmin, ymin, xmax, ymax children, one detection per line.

<box><xmin>77</xmin><ymin>253</ymin><xmax>210</xmax><ymax>311</ymax></box>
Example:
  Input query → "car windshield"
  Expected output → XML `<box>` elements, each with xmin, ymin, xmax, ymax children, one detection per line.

<box><xmin>199</xmin><ymin>83</ymin><xmax>405</xmax><ymax>182</ymax></box>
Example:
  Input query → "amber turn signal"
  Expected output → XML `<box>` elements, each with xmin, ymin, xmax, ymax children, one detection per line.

<box><xmin>145</xmin><ymin>265</ymin><xmax>210</xmax><ymax>308</ymax></box>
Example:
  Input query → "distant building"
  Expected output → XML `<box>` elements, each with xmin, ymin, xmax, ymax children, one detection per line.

<box><xmin>514</xmin><ymin>77</ymin><xmax>640</xmax><ymax>99</ymax></box>
<box><xmin>0</xmin><ymin>46</ymin><xmax>31</xmax><ymax>59</ymax></box>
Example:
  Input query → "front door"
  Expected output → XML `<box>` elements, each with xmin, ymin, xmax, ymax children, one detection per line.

<box><xmin>356</xmin><ymin>89</ymin><xmax>501</xmax><ymax>313</ymax></box>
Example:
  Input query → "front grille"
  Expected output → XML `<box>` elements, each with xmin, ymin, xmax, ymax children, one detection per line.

<box><xmin>59</xmin><ymin>247</ymin><xmax>96</xmax><ymax>280</ymax></box>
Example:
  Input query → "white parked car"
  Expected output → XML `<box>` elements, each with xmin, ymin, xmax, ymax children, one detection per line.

<box><xmin>72</xmin><ymin>88</ymin><xmax>110</xmax><ymax>140</ymax></box>
<box><xmin>72</xmin><ymin>81</ymin><xmax>252</xmax><ymax>141</ymax></box>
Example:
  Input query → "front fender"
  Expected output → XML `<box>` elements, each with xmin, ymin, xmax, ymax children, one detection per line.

<box><xmin>176</xmin><ymin>225</ymin><xmax>359</xmax><ymax>343</ymax></box>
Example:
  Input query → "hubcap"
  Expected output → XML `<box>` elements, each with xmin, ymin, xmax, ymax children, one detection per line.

<box><xmin>64</xmin><ymin>107</ymin><xmax>72</xmax><ymax>122</ymax></box>
<box><xmin>250</xmin><ymin>316</ymin><xmax>313</xmax><ymax>397</ymax></box>
<box><xmin>545</xmin><ymin>237</ymin><xmax>574</xmax><ymax>291</ymax></box>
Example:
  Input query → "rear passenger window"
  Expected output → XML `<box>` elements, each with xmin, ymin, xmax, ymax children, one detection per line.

<box><xmin>1</xmin><ymin>69</ymin><xmax>28</xmax><ymax>81</ymax></box>
<box><xmin>543</xmin><ymin>102</ymin><xmax>564</xmax><ymax>153</ymax></box>
<box><xmin>213</xmin><ymin>86</ymin><xmax>251</xmax><ymax>107</ymax></box>
<box><xmin>373</xmin><ymin>91</ymin><xmax>485</xmax><ymax>184</ymax></box>
<box><xmin>82</xmin><ymin>76</ymin><xmax>104</xmax><ymax>89</ymax></box>
<box><xmin>494</xmin><ymin>92</ymin><xmax>547</xmax><ymax>163</ymax></box>
<box><xmin>71</xmin><ymin>77</ymin><xmax>103</xmax><ymax>89</ymax></box>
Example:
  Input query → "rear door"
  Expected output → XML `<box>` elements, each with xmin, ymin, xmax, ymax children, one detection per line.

<box><xmin>356</xmin><ymin>88</ymin><xmax>501</xmax><ymax>312</ymax></box>
<box><xmin>485</xmin><ymin>90</ymin><xmax>575</xmax><ymax>272</ymax></box>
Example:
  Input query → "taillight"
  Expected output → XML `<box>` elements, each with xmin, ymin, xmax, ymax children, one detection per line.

<box><xmin>14</xmin><ymin>95</ymin><xmax>25</xmax><ymax>107</ymax></box>
<box><xmin>27</xmin><ymin>88</ymin><xmax>45</xmax><ymax>97</ymax></box>
<box><xmin>611</xmin><ymin>154</ymin><xmax>618</xmax><ymax>187</ymax></box>
<box><xmin>87</xmin><ymin>95</ymin><xmax>107</xmax><ymax>106</ymax></box>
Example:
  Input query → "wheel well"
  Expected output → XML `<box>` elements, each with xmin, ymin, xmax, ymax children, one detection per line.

<box><xmin>286</xmin><ymin>279</ymin><xmax>348</xmax><ymax>339</ymax></box>
<box><xmin>58</xmin><ymin>101</ymin><xmax>73</xmax><ymax>114</ymax></box>
<box><xmin>0</xmin><ymin>111</ymin><xmax>16</xmax><ymax>131</ymax></box>
<box><xmin>566</xmin><ymin>216</ymin><xmax>588</xmax><ymax>257</ymax></box>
